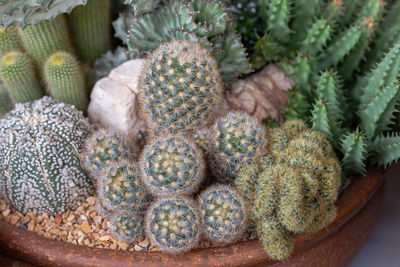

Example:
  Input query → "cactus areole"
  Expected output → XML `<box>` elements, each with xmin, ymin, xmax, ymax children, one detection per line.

<box><xmin>0</xmin><ymin>96</ymin><xmax>94</xmax><ymax>216</ymax></box>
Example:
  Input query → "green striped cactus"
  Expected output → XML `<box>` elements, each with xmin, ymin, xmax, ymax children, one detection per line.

<box><xmin>0</xmin><ymin>26</ymin><xmax>23</xmax><ymax>57</ymax></box>
<box><xmin>0</xmin><ymin>96</ymin><xmax>93</xmax><ymax>216</ymax></box>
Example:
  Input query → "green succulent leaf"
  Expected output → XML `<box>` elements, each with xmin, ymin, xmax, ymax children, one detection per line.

<box><xmin>259</xmin><ymin>0</ymin><xmax>291</xmax><ymax>44</ymax></box>
<box><xmin>340</xmin><ymin>130</ymin><xmax>367</xmax><ymax>176</ymax></box>
<box><xmin>311</xmin><ymin>99</ymin><xmax>332</xmax><ymax>139</ymax></box>
<box><xmin>290</xmin><ymin>0</ymin><xmax>320</xmax><ymax>44</ymax></box>
<box><xmin>124</xmin><ymin>0</ymin><xmax>160</xmax><ymax>16</ymax></box>
<box><xmin>369</xmin><ymin>133</ymin><xmax>400</xmax><ymax>168</ymax></box>
<box><xmin>301</xmin><ymin>18</ymin><xmax>332</xmax><ymax>56</ymax></box>
<box><xmin>113</xmin><ymin>7</ymin><xmax>136</xmax><ymax>45</ymax></box>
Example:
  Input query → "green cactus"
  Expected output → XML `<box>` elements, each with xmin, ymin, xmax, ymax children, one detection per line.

<box><xmin>109</xmin><ymin>210</ymin><xmax>145</xmax><ymax>243</ymax></box>
<box><xmin>96</xmin><ymin>160</ymin><xmax>150</xmax><ymax>213</ymax></box>
<box><xmin>139</xmin><ymin>134</ymin><xmax>206</xmax><ymax>197</ymax></box>
<box><xmin>198</xmin><ymin>184</ymin><xmax>247</xmax><ymax>245</ymax></box>
<box><xmin>145</xmin><ymin>196</ymin><xmax>202</xmax><ymax>254</ymax></box>
<box><xmin>0</xmin><ymin>51</ymin><xmax>43</xmax><ymax>103</ymax></box>
<box><xmin>83</xmin><ymin>128</ymin><xmax>138</xmax><ymax>178</ymax></box>
<box><xmin>0</xmin><ymin>26</ymin><xmax>23</xmax><ymax>57</ymax></box>
<box><xmin>208</xmin><ymin>112</ymin><xmax>267</xmax><ymax>183</ymax></box>
<box><xmin>0</xmin><ymin>96</ymin><xmax>94</xmax><ymax>216</ymax></box>
<box><xmin>139</xmin><ymin>39</ymin><xmax>224</xmax><ymax>135</ymax></box>
<box><xmin>0</xmin><ymin>82</ymin><xmax>13</xmax><ymax>117</ymax></box>
<box><xmin>44</xmin><ymin>51</ymin><xmax>88</xmax><ymax>112</ymax></box>
<box><xmin>69</xmin><ymin>0</ymin><xmax>111</xmax><ymax>63</ymax></box>
<box><xmin>19</xmin><ymin>15</ymin><xmax>74</xmax><ymax>65</ymax></box>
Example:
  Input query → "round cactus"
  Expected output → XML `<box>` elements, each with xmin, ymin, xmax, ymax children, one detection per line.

<box><xmin>209</xmin><ymin>112</ymin><xmax>267</xmax><ymax>183</ymax></box>
<box><xmin>109</xmin><ymin>210</ymin><xmax>145</xmax><ymax>243</ymax></box>
<box><xmin>83</xmin><ymin>128</ymin><xmax>138</xmax><ymax>177</ymax></box>
<box><xmin>145</xmin><ymin>196</ymin><xmax>202</xmax><ymax>254</ymax></box>
<box><xmin>139</xmin><ymin>134</ymin><xmax>206</xmax><ymax>197</ymax></box>
<box><xmin>96</xmin><ymin>159</ymin><xmax>150</xmax><ymax>212</ymax></box>
<box><xmin>198</xmin><ymin>184</ymin><xmax>247</xmax><ymax>245</ymax></box>
<box><xmin>139</xmin><ymin>39</ymin><xmax>224</xmax><ymax>135</ymax></box>
<box><xmin>0</xmin><ymin>96</ymin><xmax>93</xmax><ymax>216</ymax></box>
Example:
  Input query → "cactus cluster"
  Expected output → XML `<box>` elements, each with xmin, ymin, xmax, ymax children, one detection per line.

<box><xmin>109</xmin><ymin>210</ymin><xmax>145</xmax><ymax>243</ymax></box>
<box><xmin>0</xmin><ymin>96</ymin><xmax>94</xmax><ymax>216</ymax></box>
<box><xmin>236</xmin><ymin>120</ymin><xmax>341</xmax><ymax>260</ymax></box>
<box><xmin>139</xmin><ymin>39</ymin><xmax>224</xmax><ymax>135</ymax></box>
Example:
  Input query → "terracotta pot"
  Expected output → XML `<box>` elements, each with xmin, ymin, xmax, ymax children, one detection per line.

<box><xmin>0</xmin><ymin>169</ymin><xmax>385</xmax><ymax>267</ymax></box>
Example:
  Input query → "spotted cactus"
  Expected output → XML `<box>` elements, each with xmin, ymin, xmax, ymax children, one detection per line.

<box><xmin>0</xmin><ymin>96</ymin><xmax>93</xmax><ymax>216</ymax></box>
<box><xmin>198</xmin><ymin>184</ymin><xmax>247</xmax><ymax>245</ymax></box>
<box><xmin>145</xmin><ymin>196</ymin><xmax>202</xmax><ymax>254</ymax></box>
<box><xmin>109</xmin><ymin>210</ymin><xmax>145</xmax><ymax>243</ymax></box>
<box><xmin>139</xmin><ymin>134</ymin><xmax>205</xmax><ymax>197</ymax></box>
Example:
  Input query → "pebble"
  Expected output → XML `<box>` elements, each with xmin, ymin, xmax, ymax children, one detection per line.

<box><xmin>2</xmin><ymin>209</ymin><xmax>10</xmax><ymax>217</ymax></box>
<box><xmin>134</xmin><ymin>245</ymin><xmax>142</xmax><ymax>251</ymax></box>
<box><xmin>21</xmin><ymin>216</ymin><xmax>30</xmax><ymax>225</ymax></box>
<box><xmin>54</xmin><ymin>214</ymin><xmax>62</xmax><ymax>224</ymax></box>
<box><xmin>80</xmin><ymin>223</ymin><xmax>91</xmax><ymax>234</ymax></box>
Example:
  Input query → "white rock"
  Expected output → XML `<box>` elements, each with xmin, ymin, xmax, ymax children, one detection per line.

<box><xmin>109</xmin><ymin>59</ymin><xmax>145</xmax><ymax>94</ymax></box>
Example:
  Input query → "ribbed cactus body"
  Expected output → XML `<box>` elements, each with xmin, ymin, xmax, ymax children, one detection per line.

<box><xmin>0</xmin><ymin>51</ymin><xmax>43</xmax><ymax>103</ymax></box>
<box><xmin>0</xmin><ymin>96</ymin><xmax>93</xmax><ymax>216</ymax></box>
<box><xmin>139</xmin><ymin>134</ymin><xmax>205</xmax><ymax>197</ymax></box>
<box><xmin>69</xmin><ymin>0</ymin><xmax>111</xmax><ymax>63</ymax></box>
<box><xmin>44</xmin><ymin>52</ymin><xmax>88</xmax><ymax>112</ymax></box>
<box><xmin>139</xmin><ymin>39</ymin><xmax>223</xmax><ymax>135</ymax></box>
<box><xmin>145</xmin><ymin>196</ymin><xmax>202</xmax><ymax>254</ymax></box>
<box><xmin>109</xmin><ymin>210</ymin><xmax>145</xmax><ymax>243</ymax></box>
<box><xmin>20</xmin><ymin>15</ymin><xmax>73</xmax><ymax>65</ymax></box>
<box><xmin>0</xmin><ymin>26</ymin><xmax>22</xmax><ymax>57</ymax></box>
<box><xmin>199</xmin><ymin>185</ymin><xmax>247</xmax><ymax>245</ymax></box>
<box><xmin>209</xmin><ymin>112</ymin><xmax>267</xmax><ymax>183</ymax></box>
<box><xmin>0</xmin><ymin>82</ymin><xmax>13</xmax><ymax>117</ymax></box>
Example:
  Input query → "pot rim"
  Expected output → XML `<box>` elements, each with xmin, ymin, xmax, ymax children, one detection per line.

<box><xmin>0</xmin><ymin>169</ymin><xmax>385</xmax><ymax>267</ymax></box>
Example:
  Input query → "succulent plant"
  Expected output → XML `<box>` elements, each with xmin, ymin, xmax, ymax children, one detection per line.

<box><xmin>96</xmin><ymin>159</ymin><xmax>150</xmax><ymax>213</ymax></box>
<box><xmin>44</xmin><ymin>51</ymin><xmax>88</xmax><ymax>112</ymax></box>
<box><xmin>83</xmin><ymin>128</ymin><xmax>138</xmax><ymax>178</ymax></box>
<box><xmin>0</xmin><ymin>82</ymin><xmax>13</xmax><ymax>117</ymax></box>
<box><xmin>0</xmin><ymin>51</ymin><xmax>43</xmax><ymax>103</ymax></box>
<box><xmin>69</xmin><ymin>0</ymin><xmax>111</xmax><ymax>63</ymax></box>
<box><xmin>198</xmin><ymin>184</ymin><xmax>247</xmax><ymax>245</ymax></box>
<box><xmin>139</xmin><ymin>39</ymin><xmax>224</xmax><ymax>135</ymax></box>
<box><xmin>208</xmin><ymin>112</ymin><xmax>267</xmax><ymax>183</ymax></box>
<box><xmin>0</xmin><ymin>26</ymin><xmax>23</xmax><ymax>57</ymax></box>
<box><xmin>109</xmin><ymin>209</ymin><xmax>145</xmax><ymax>243</ymax></box>
<box><xmin>139</xmin><ymin>134</ymin><xmax>206</xmax><ymax>197</ymax></box>
<box><xmin>0</xmin><ymin>96</ymin><xmax>93</xmax><ymax>216</ymax></box>
<box><xmin>145</xmin><ymin>196</ymin><xmax>202</xmax><ymax>254</ymax></box>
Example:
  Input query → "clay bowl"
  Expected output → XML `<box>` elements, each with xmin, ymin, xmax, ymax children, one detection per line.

<box><xmin>0</xmin><ymin>168</ymin><xmax>385</xmax><ymax>267</ymax></box>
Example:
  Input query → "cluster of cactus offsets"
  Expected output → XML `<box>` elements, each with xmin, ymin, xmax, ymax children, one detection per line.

<box><xmin>145</xmin><ymin>196</ymin><xmax>202</xmax><ymax>254</ymax></box>
<box><xmin>44</xmin><ymin>52</ymin><xmax>88</xmax><ymax>112</ymax></box>
<box><xmin>208</xmin><ymin>112</ymin><xmax>267</xmax><ymax>183</ymax></box>
<box><xmin>0</xmin><ymin>96</ymin><xmax>94</xmax><ymax>216</ymax></box>
<box><xmin>236</xmin><ymin>120</ymin><xmax>341</xmax><ymax>260</ymax></box>
<box><xmin>139</xmin><ymin>39</ymin><xmax>224</xmax><ymax>135</ymax></box>
<box><xmin>0</xmin><ymin>51</ymin><xmax>43</xmax><ymax>103</ymax></box>
<box><xmin>140</xmin><ymin>134</ymin><xmax>206</xmax><ymax>197</ymax></box>
<box><xmin>198</xmin><ymin>184</ymin><xmax>247</xmax><ymax>245</ymax></box>
<box><xmin>109</xmin><ymin>210</ymin><xmax>145</xmax><ymax>243</ymax></box>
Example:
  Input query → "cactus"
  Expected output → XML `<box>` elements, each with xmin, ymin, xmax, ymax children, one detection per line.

<box><xmin>0</xmin><ymin>82</ymin><xmax>13</xmax><ymax>117</ymax></box>
<box><xmin>0</xmin><ymin>51</ymin><xmax>43</xmax><ymax>103</ymax></box>
<box><xmin>0</xmin><ymin>26</ymin><xmax>23</xmax><ymax>57</ymax></box>
<box><xmin>139</xmin><ymin>134</ymin><xmax>206</xmax><ymax>197</ymax></box>
<box><xmin>83</xmin><ymin>128</ymin><xmax>138</xmax><ymax>178</ymax></box>
<box><xmin>0</xmin><ymin>96</ymin><xmax>93</xmax><ymax>216</ymax></box>
<box><xmin>44</xmin><ymin>51</ymin><xmax>88</xmax><ymax>112</ymax></box>
<box><xmin>139</xmin><ymin>39</ymin><xmax>224</xmax><ymax>135</ymax></box>
<box><xmin>69</xmin><ymin>0</ymin><xmax>112</xmax><ymax>63</ymax></box>
<box><xmin>109</xmin><ymin>210</ymin><xmax>145</xmax><ymax>243</ymax></box>
<box><xmin>19</xmin><ymin>15</ymin><xmax>74</xmax><ymax>65</ymax></box>
<box><xmin>96</xmin><ymin>160</ymin><xmax>150</xmax><ymax>213</ymax></box>
<box><xmin>208</xmin><ymin>112</ymin><xmax>267</xmax><ymax>183</ymax></box>
<box><xmin>198</xmin><ymin>184</ymin><xmax>247</xmax><ymax>245</ymax></box>
<box><xmin>145</xmin><ymin>196</ymin><xmax>202</xmax><ymax>254</ymax></box>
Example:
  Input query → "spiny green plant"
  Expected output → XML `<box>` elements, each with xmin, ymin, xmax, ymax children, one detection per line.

<box><xmin>0</xmin><ymin>26</ymin><xmax>23</xmax><ymax>57</ymax></box>
<box><xmin>198</xmin><ymin>184</ymin><xmax>247</xmax><ymax>245</ymax></box>
<box><xmin>145</xmin><ymin>196</ymin><xmax>202</xmax><ymax>254</ymax></box>
<box><xmin>69</xmin><ymin>0</ymin><xmax>111</xmax><ymax>63</ymax></box>
<box><xmin>0</xmin><ymin>82</ymin><xmax>13</xmax><ymax>117</ymax></box>
<box><xmin>139</xmin><ymin>39</ymin><xmax>224</xmax><ymax>135</ymax></box>
<box><xmin>44</xmin><ymin>51</ymin><xmax>88</xmax><ymax>112</ymax></box>
<box><xmin>109</xmin><ymin>210</ymin><xmax>145</xmax><ymax>243</ymax></box>
<box><xmin>125</xmin><ymin>0</ymin><xmax>251</xmax><ymax>86</ymax></box>
<box><xmin>139</xmin><ymin>134</ymin><xmax>206</xmax><ymax>197</ymax></box>
<box><xmin>0</xmin><ymin>96</ymin><xmax>93</xmax><ymax>216</ymax></box>
<box><xmin>83</xmin><ymin>128</ymin><xmax>138</xmax><ymax>178</ymax></box>
<box><xmin>0</xmin><ymin>51</ymin><xmax>43</xmax><ymax>103</ymax></box>
<box><xmin>208</xmin><ymin>111</ymin><xmax>268</xmax><ymax>183</ymax></box>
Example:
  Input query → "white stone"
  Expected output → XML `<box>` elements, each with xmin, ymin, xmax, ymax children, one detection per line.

<box><xmin>108</xmin><ymin>59</ymin><xmax>145</xmax><ymax>94</ymax></box>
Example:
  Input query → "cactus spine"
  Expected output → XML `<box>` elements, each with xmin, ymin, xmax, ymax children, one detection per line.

<box><xmin>0</xmin><ymin>51</ymin><xmax>43</xmax><ymax>103</ymax></box>
<box><xmin>19</xmin><ymin>15</ymin><xmax>73</xmax><ymax>65</ymax></box>
<box><xmin>44</xmin><ymin>51</ymin><xmax>88</xmax><ymax>112</ymax></box>
<box><xmin>69</xmin><ymin>0</ymin><xmax>111</xmax><ymax>63</ymax></box>
<box><xmin>0</xmin><ymin>26</ymin><xmax>23</xmax><ymax>57</ymax></box>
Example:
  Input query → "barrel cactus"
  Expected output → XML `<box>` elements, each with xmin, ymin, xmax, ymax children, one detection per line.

<box><xmin>198</xmin><ymin>184</ymin><xmax>247</xmax><ymax>245</ymax></box>
<box><xmin>0</xmin><ymin>96</ymin><xmax>93</xmax><ymax>216</ymax></box>
<box><xmin>139</xmin><ymin>134</ymin><xmax>206</xmax><ymax>197</ymax></box>
<box><xmin>145</xmin><ymin>196</ymin><xmax>202</xmax><ymax>254</ymax></box>
<box><xmin>139</xmin><ymin>39</ymin><xmax>224</xmax><ymax>135</ymax></box>
<box><xmin>109</xmin><ymin>209</ymin><xmax>145</xmax><ymax>243</ymax></box>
